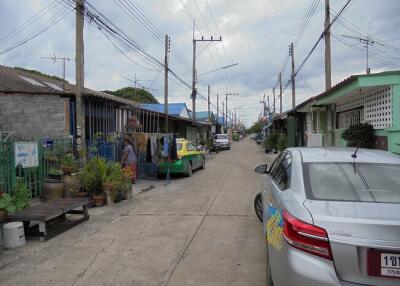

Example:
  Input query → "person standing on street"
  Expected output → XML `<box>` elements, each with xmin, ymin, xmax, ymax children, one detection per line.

<box><xmin>121</xmin><ymin>137</ymin><xmax>137</xmax><ymax>183</ymax></box>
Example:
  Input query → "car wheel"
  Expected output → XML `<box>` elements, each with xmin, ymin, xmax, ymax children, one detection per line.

<box><xmin>254</xmin><ymin>193</ymin><xmax>263</xmax><ymax>222</ymax></box>
<box><xmin>266</xmin><ymin>245</ymin><xmax>274</xmax><ymax>286</ymax></box>
<box><xmin>200</xmin><ymin>157</ymin><xmax>205</xmax><ymax>169</ymax></box>
<box><xmin>186</xmin><ymin>161</ymin><xmax>192</xmax><ymax>177</ymax></box>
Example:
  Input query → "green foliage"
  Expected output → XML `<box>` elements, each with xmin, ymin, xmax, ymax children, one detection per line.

<box><xmin>232</xmin><ymin>133</ymin><xmax>240</xmax><ymax>141</ymax></box>
<box><xmin>60</xmin><ymin>154</ymin><xmax>79</xmax><ymax>173</ymax></box>
<box><xmin>342</xmin><ymin>123</ymin><xmax>374</xmax><ymax>148</ymax></box>
<box><xmin>264</xmin><ymin>131</ymin><xmax>279</xmax><ymax>149</ymax></box>
<box><xmin>277</xmin><ymin>133</ymin><xmax>288</xmax><ymax>151</ymax></box>
<box><xmin>247</xmin><ymin>121</ymin><xmax>263</xmax><ymax>134</ymax></box>
<box><xmin>103</xmin><ymin>87</ymin><xmax>159</xmax><ymax>103</ymax></box>
<box><xmin>0</xmin><ymin>193</ymin><xmax>16</xmax><ymax>214</ymax></box>
<box><xmin>205</xmin><ymin>138</ymin><xmax>213</xmax><ymax>148</ymax></box>
<box><xmin>12</xmin><ymin>178</ymin><xmax>29</xmax><ymax>211</ymax></box>
<box><xmin>104</xmin><ymin>163</ymin><xmax>124</xmax><ymax>187</ymax></box>
<box><xmin>80</xmin><ymin>157</ymin><xmax>107</xmax><ymax>195</ymax></box>
<box><xmin>48</xmin><ymin>168</ymin><xmax>63</xmax><ymax>176</ymax></box>
<box><xmin>0</xmin><ymin>179</ymin><xmax>29</xmax><ymax>214</ymax></box>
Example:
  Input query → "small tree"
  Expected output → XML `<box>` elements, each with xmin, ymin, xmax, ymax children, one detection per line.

<box><xmin>277</xmin><ymin>133</ymin><xmax>288</xmax><ymax>151</ymax></box>
<box><xmin>342</xmin><ymin>123</ymin><xmax>374</xmax><ymax>148</ymax></box>
<box><xmin>264</xmin><ymin>131</ymin><xmax>279</xmax><ymax>150</ymax></box>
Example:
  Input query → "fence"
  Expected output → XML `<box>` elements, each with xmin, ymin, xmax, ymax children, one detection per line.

<box><xmin>0</xmin><ymin>137</ymin><xmax>73</xmax><ymax>199</ymax></box>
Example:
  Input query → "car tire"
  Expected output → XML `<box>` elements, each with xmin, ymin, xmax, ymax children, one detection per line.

<box><xmin>186</xmin><ymin>162</ymin><xmax>192</xmax><ymax>177</ymax></box>
<box><xmin>200</xmin><ymin>157</ymin><xmax>205</xmax><ymax>169</ymax></box>
<box><xmin>254</xmin><ymin>193</ymin><xmax>263</xmax><ymax>222</ymax></box>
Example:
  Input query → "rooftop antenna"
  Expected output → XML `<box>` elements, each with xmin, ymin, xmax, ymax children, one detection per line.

<box><xmin>41</xmin><ymin>53</ymin><xmax>73</xmax><ymax>92</ymax></box>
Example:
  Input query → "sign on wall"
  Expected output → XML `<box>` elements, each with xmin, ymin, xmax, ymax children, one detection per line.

<box><xmin>15</xmin><ymin>142</ymin><xmax>39</xmax><ymax>168</ymax></box>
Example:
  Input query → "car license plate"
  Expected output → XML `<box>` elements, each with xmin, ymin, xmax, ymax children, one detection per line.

<box><xmin>381</xmin><ymin>253</ymin><xmax>400</xmax><ymax>277</ymax></box>
<box><xmin>368</xmin><ymin>249</ymin><xmax>400</xmax><ymax>278</ymax></box>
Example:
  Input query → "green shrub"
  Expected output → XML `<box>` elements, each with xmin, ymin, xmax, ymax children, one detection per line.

<box><xmin>342</xmin><ymin>123</ymin><xmax>374</xmax><ymax>148</ymax></box>
<box><xmin>265</xmin><ymin>131</ymin><xmax>279</xmax><ymax>149</ymax></box>
<box><xmin>277</xmin><ymin>133</ymin><xmax>288</xmax><ymax>151</ymax></box>
<box><xmin>80</xmin><ymin>157</ymin><xmax>107</xmax><ymax>195</ymax></box>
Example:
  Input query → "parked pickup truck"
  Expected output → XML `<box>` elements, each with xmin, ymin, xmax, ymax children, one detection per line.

<box><xmin>214</xmin><ymin>134</ymin><xmax>230</xmax><ymax>150</ymax></box>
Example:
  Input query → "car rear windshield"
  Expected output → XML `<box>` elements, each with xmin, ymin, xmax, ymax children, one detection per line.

<box><xmin>177</xmin><ymin>143</ymin><xmax>182</xmax><ymax>151</ymax></box>
<box><xmin>304</xmin><ymin>163</ymin><xmax>400</xmax><ymax>203</ymax></box>
<box><xmin>216</xmin><ymin>135</ymin><xmax>228</xmax><ymax>139</ymax></box>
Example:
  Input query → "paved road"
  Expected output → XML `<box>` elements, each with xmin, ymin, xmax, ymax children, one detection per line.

<box><xmin>0</xmin><ymin>139</ymin><xmax>266</xmax><ymax>286</ymax></box>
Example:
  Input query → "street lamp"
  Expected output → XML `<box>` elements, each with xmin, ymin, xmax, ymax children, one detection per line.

<box><xmin>198</xmin><ymin>63</ymin><xmax>239</xmax><ymax>78</ymax></box>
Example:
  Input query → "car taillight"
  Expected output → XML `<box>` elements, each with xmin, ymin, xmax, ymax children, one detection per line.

<box><xmin>283</xmin><ymin>210</ymin><xmax>333</xmax><ymax>260</ymax></box>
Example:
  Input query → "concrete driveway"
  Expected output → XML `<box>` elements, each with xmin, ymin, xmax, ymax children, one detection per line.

<box><xmin>0</xmin><ymin>139</ymin><xmax>267</xmax><ymax>286</ymax></box>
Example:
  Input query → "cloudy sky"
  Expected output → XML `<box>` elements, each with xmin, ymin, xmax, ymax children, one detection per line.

<box><xmin>1</xmin><ymin>0</ymin><xmax>400</xmax><ymax>126</ymax></box>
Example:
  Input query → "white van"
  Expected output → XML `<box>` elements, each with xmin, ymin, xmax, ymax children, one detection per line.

<box><xmin>214</xmin><ymin>134</ymin><xmax>230</xmax><ymax>150</ymax></box>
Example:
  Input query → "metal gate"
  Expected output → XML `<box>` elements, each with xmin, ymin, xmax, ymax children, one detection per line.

<box><xmin>0</xmin><ymin>138</ymin><xmax>73</xmax><ymax>199</ymax></box>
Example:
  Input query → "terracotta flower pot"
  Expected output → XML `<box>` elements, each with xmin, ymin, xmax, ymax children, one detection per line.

<box><xmin>93</xmin><ymin>195</ymin><xmax>105</xmax><ymax>207</ymax></box>
<box><xmin>75</xmin><ymin>191</ymin><xmax>88</xmax><ymax>198</ymax></box>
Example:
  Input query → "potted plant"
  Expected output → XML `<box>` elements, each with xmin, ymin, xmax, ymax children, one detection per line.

<box><xmin>61</xmin><ymin>154</ymin><xmax>81</xmax><ymax>197</ymax></box>
<box><xmin>43</xmin><ymin>169</ymin><xmax>64</xmax><ymax>201</ymax></box>
<box><xmin>12</xmin><ymin>178</ymin><xmax>29</xmax><ymax>212</ymax></box>
<box><xmin>60</xmin><ymin>154</ymin><xmax>79</xmax><ymax>175</ymax></box>
<box><xmin>0</xmin><ymin>193</ymin><xmax>16</xmax><ymax>222</ymax></box>
<box><xmin>121</xmin><ymin>167</ymin><xmax>133</xmax><ymax>200</ymax></box>
<box><xmin>48</xmin><ymin>168</ymin><xmax>63</xmax><ymax>180</ymax></box>
<box><xmin>103</xmin><ymin>163</ymin><xmax>124</xmax><ymax>205</ymax></box>
<box><xmin>81</xmin><ymin>157</ymin><xmax>107</xmax><ymax>206</ymax></box>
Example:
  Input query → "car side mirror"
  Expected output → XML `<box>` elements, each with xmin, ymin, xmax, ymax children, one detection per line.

<box><xmin>254</xmin><ymin>164</ymin><xmax>269</xmax><ymax>174</ymax></box>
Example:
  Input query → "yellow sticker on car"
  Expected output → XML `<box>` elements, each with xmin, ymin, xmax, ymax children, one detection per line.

<box><xmin>266</xmin><ymin>207</ymin><xmax>284</xmax><ymax>251</ymax></box>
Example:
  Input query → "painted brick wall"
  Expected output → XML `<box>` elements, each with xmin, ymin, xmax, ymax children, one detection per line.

<box><xmin>0</xmin><ymin>93</ymin><xmax>69</xmax><ymax>140</ymax></box>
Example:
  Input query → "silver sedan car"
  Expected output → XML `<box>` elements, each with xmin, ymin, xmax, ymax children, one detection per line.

<box><xmin>255</xmin><ymin>147</ymin><xmax>400</xmax><ymax>286</ymax></box>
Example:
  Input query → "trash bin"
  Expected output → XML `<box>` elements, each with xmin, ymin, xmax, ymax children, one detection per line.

<box><xmin>2</xmin><ymin>222</ymin><xmax>26</xmax><ymax>249</ymax></box>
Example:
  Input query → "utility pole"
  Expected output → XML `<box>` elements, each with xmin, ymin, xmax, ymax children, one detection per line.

<box><xmin>273</xmin><ymin>87</ymin><xmax>276</xmax><ymax>114</ymax></box>
<box><xmin>216</xmin><ymin>93</ymin><xmax>219</xmax><ymax>122</ymax></box>
<box><xmin>263</xmin><ymin>93</ymin><xmax>266</xmax><ymax>117</ymax></box>
<box><xmin>41</xmin><ymin>53</ymin><xmax>73</xmax><ymax>92</ymax></box>
<box><xmin>289</xmin><ymin>43</ymin><xmax>296</xmax><ymax>109</ymax></box>
<box><xmin>225</xmin><ymin>92</ymin><xmax>239</xmax><ymax>129</ymax></box>
<box><xmin>222</xmin><ymin>102</ymin><xmax>225</xmax><ymax>132</ymax></box>
<box><xmin>341</xmin><ymin>34</ymin><xmax>375</xmax><ymax>74</ymax></box>
<box><xmin>191</xmin><ymin>21</ymin><xmax>222</xmax><ymax>122</ymax></box>
<box><xmin>164</xmin><ymin>34</ymin><xmax>170</xmax><ymax>132</ymax></box>
<box><xmin>75</xmin><ymin>0</ymin><xmax>85</xmax><ymax>160</ymax></box>
<box><xmin>324</xmin><ymin>0</ymin><xmax>332</xmax><ymax>90</ymax></box>
<box><xmin>279</xmin><ymin>73</ymin><xmax>282</xmax><ymax>115</ymax></box>
<box><xmin>207</xmin><ymin>85</ymin><xmax>211</xmax><ymax>122</ymax></box>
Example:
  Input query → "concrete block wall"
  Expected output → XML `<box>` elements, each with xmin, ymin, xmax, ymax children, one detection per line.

<box><xmin>0</xmin><ymin>93</ymin><xmax>69</xmax><ymax>140</ymax></box>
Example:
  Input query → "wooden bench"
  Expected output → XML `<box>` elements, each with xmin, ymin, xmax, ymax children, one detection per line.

<box><xmin>9</xmin><ymin>197</ymin><xmax>90</xmax><ymax>241</ymax></box>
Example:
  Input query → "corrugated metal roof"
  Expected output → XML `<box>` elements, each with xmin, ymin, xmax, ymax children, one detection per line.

<box><xmin>0</xmin><ymin>65</ymin><xmax>136</xmax><ymax>105</ymax></box>
<box><xmin>140</xmin><ymin>103</ymin><xmax>189</xmax><ymax>116</ymax></box>
<box><xmin>295</xmin><ymin>70</ymin><xmax>400</xmax><ymax>111</ymax></box>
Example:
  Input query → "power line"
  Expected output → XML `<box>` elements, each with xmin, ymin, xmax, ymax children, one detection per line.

<box><xmin>290</xmin><ymin>0</ymin><xmax>354</xmax><ymax>87</ymax></box>
<box><xmin>0</xmin><ymin>3</ymin><xmax>72</xmax><ymax>55</ymax></box>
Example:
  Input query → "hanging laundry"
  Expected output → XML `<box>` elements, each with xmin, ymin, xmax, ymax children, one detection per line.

<box><xmin>170</xmin><ymin>134</ymin><xmax>177</xmax><ymax>161</ymax></box>
<box><xmin>146</xmin><ymin>137</ymin><xmax>152</xmax><ymax>163</ymax></box>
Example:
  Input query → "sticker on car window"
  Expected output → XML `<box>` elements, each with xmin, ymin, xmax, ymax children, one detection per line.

<box><xmin>266</xmin><ymin>207</ymin><xmax>284</xmax><ymax>251</ymax></box>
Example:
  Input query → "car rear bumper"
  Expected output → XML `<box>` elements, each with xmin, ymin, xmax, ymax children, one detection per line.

<box><xmin>216</xmin><ymin>143</ymin><xmax>230</xmax><ymax>149</ymax></box>
<box><xmin>270</xmin><ymin>244</ymin><xmax>371</xmax><ymax>286</ymax></box>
